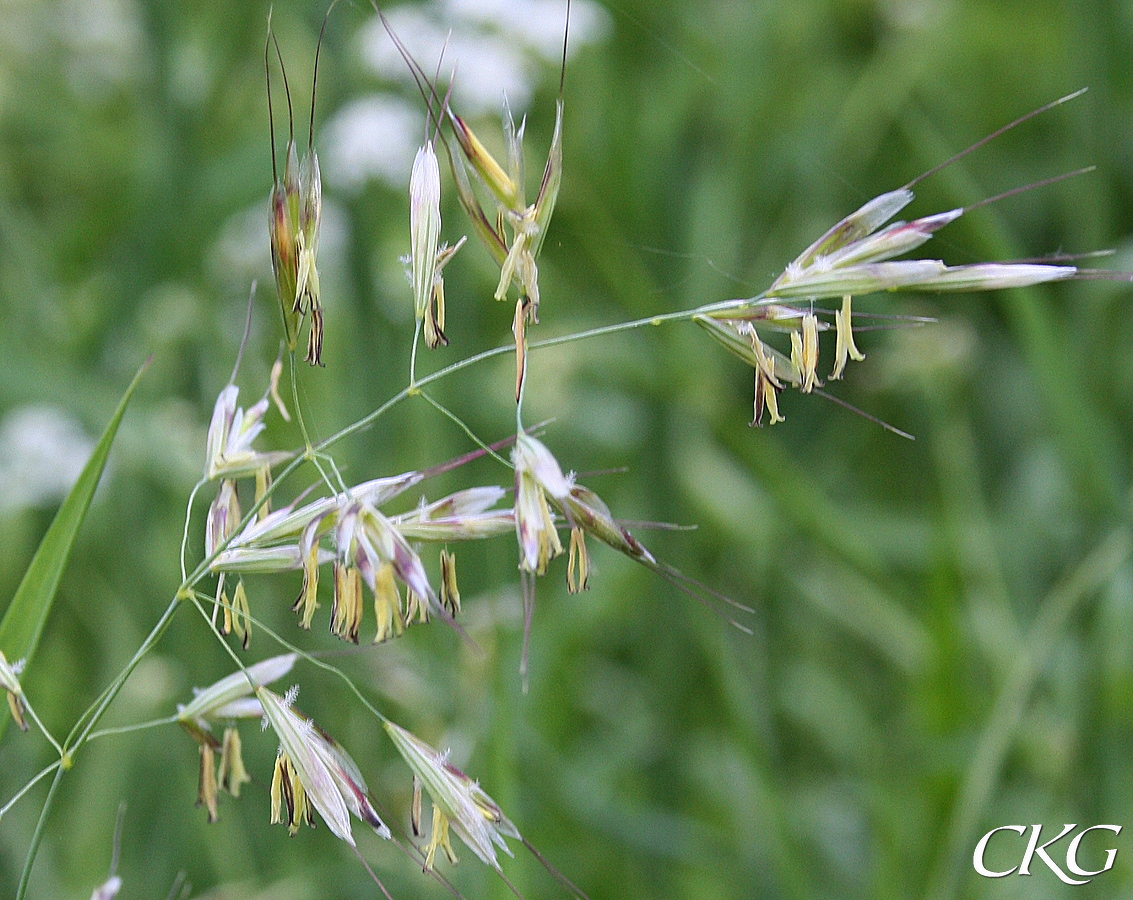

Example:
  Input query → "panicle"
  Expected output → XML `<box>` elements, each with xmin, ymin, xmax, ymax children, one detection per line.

<box><xmin>268</xmin><ymin>142</ymin><xmax>326</xmax><ymax>366</ymax></box>
<box><xmin>505</xmin><ymin>433</ymin><xmax>754</xmax><ymax>650</ymax></box>
<box><xmin>511</xmin><ymin>433</ymin><xmax>669</xmax><ymax>590</ymax></box>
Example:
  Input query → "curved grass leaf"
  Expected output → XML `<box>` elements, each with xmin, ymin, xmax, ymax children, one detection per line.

<box><xmin>0</xmin><ymin>359</ymin><xmax>149</xmax><ymax>740</ymax></box>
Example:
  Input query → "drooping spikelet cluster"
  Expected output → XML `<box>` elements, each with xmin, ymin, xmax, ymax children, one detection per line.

<box><xmin>385</xmin><ymin>720</ymin><xmax>521</xmax><ymax>871</ymax></box>
<box><xmin>201</xmin><ymin>370</ymin><xmax>678</xmax><ymax>656</ymax></box>
<box><xmin>207</xmin><ymin>436</ymin><xmax>516</xmax><ymax>642</ymax></box>
<box><xmin>177</xmin><ymin>654</ymin><xmax>297</xmax><ymax>823</ymax></box>
<box><xmin>694</xmin><ymin>186</ymin><xmax>1076</xmax><ymax>425</ymax></box>
<box><xmin>176</xmin><ymin>653</ymin><xmax>394</xmax><ymax>845</ymax></box>
<box><xmin>175</xmin><ymin>652</ymin><xmax>528</xmax><ymax>875</ymax></box>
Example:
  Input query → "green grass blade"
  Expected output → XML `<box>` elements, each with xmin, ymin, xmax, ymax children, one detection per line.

<box><xmin>0</xmin><ymin>359</ymin><xmax>149</xmax><ymax>739</ymax></box>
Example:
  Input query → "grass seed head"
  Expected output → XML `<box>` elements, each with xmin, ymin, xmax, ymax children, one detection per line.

<box><xmin>410</xmin><ymin>142</ymin><xmax>443</xmax><ymax>324</ymax></box>
<box><xmin>267</xmin><ymin>11</ymin><xmax>327</xmax><ymax>366</ymax></box>
<box><xmin>260</xmin><ymin>686</ymin><xmax>390</xmax><ymax>845</ymax></box>
<box><xmin>450</xmin><ymin>113</ymin><xmax>519</xmax><ymax>210</ymax></box>
<box><xmin>513</xmin><ymin>434</ymin><xmax>571</xmax><ymax>575</ymax></box>
<box><xmin>448</xmin><ymin>95</ymin><xmax>562</xmax><ymax>323</ymax></box>
<box><xmin>384</xmin><ymin>720</ymin><xmax>520</xmax><ymax>871</ymax></box>
<box><xmin>410</xmin><ymin>141</ymin><xmax>466</xmax><ymax>348</ymax></box>
<box><xmin>269</xmin><ymin>141</ymin><xmax>303</xmax><ymax>353</ymax></box>
<box><xmin>204</xmin><ymin>374</ymin><xmax>291</xmax><ymax>482</ymax></box>
<box><xmin>692</xmin><ymin>173</ymin><xmax>1078</xmax><ymax>423</ymax></box>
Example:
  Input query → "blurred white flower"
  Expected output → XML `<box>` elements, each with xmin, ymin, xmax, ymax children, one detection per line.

<box><xmin>0</xmin><ymin>405</ymin><xmax>94</xmax><ymax>514</ymax></box>
<box><xmin>89</xmin><ymin>875</ymin><xmax>121</xmax><ymax>900</ymax></box>
<box><xmin>444</xmin><ymin>0</ymin><xmax>612</xmax><ymax>60</ymax></box>
<box><xmin>59</xmin><ymin>0</ymin><xmax>144</xmax><ymax>98</ymax></box>
<box><xmin>321</xmin><ymin>94</ymin><xmax>423</xmax><ymax>191</ymax></box>
<box><xmin>360</xmin><ymin>9</ymin><xmax>534</xmax><ymax>113</ymax></box>
<box><xmin>344</xmin><ymin>0</ymin><xmax>610</xmax><ymax>189</ymax></box>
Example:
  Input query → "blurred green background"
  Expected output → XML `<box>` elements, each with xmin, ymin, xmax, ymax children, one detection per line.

<box><xmin>1</xmin><ymin>0</ymin><xmax>1132</xmax><ymax>898</ymax></box>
